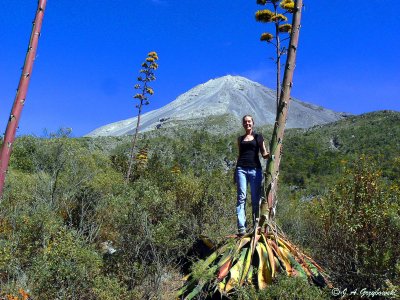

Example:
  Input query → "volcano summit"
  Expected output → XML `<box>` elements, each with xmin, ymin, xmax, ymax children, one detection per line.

<box><xmin>86</xmin><ymin>75</ymin><xmax>347</xmax><ymax>137</ymax></box>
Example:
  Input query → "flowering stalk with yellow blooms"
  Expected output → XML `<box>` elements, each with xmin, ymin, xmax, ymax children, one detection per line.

<box><xmin>126</xmin><ymin>51</ymin><xmax>158</xmax><ymax>183</ymax></box>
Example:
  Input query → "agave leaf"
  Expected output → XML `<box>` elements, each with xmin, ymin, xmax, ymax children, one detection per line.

<box><xmin>277</xmin><ymin>237</ymin><xmax>313</xmax><ymax>278</ymax></box>
<box><xmin>277</xmin><ymin>236</ymin><xmax>297</xmax><ymax>253</ymax></box>
<box><xmin>203</xmin><ymin>243</ymin><xmax>228</xmax><ymax>266</ymax></box>
<box><xmin>197</xmin><ymin>251</ymin><xmax>219</xmax><ymax>274</ymax></box>
<box><xmin>237</xmin><ymin>237</ymin><xmax>251</xmax><ymax>251</ymax></box>
<box><xmin>292</xmin><ymin>253</ymin><xmax>315</xmax><ymax>278</ymax></box>
<box><xmin>256</xmin><ymin>243</ymin><xmax>272</xmax><ymax>289</ymax></box>
<box><xmin>276</xmin><ymin>236</ymin><xmax>290</xmax><ymax>251</ymax></box>
<box><xmin>217</xmin><ymin>238</ymin><xmax>243</xmax><ymax>268</ymax></box>
<box><xmin>282</xmin><ymin>237</ymin><xmax>330</xmax><ymax>283</ymax></box>
<box><xmin>304</xmin><ymin>258</ymin><xmax>320</xmax><ymax>277</ymax></box>
<box><xmin>276</xmin><ymin>245</ymin><xmax>293</xmax><ymax>275</ymax></box>
<box><xmin>297</xmin><ymin>258</ymin><xmax>313</xmax><ymax>278</ymax></box>
<box><xmin>274</xmin><ymin>256</ymin><xmax>283</xmax><ymax>272</ymax></box>
<box><xmin>277</xmin><ymin>235</ymin><xmax>328</xmax><ymax>282</ymax></box>
<box><xmin>246</xmin><ymin>265</ymin><xmax>254</xmax><ymax>285</ymax></box>
<box><xmin>216</xmin><ymin>236</ymin><xmax>251</xmax><ymax>281</ymax></box>
<box><xmin>177</xmin><ymin>277</ymin><xmax>196</xmax><ymax>297</ymax></box>
<box><xmin>301</xmin><ymin>252</ymin><xmax>325</xmax><ymax>273</ymax></box>
<box><xmin>177</xmin><ymin>244</ymin><xmax>228</xmax><ymax>298</ymax></box>
<box><xmin>217</xmin><ymin>257</ymin><xmax>233</xmax><ymax>280</ymax></box>
<box><xmin>217</xmin><ymin>251</ymin><xmax>232</xmax><ymax>268</ymax></box>
<box><xmin>217</xmin><ymin>277</ymin><xmax>227</xmax><ymax>294</ymax></box>
<box><xmin>256</xmin><ymin>244</ymin><xmax>267</xmax><ymax>289</ymax></box>
<box><xmin>304</xmin><ymin>258</ymin><xmax>329</xmax><ymax>287</ymax></box>
<box><xmin>281</xmin><ymin>247</ymin><xmax>307</xmax><ymax>278</ymax></box>
<box><xmin>269</xmin><ymin>240</ymin><xmax>287</xmax><ymax>275</ymax></box>
<box><xmin>220</xmin><ymin>236</ymin><xmax>250</xmax><ymax>269</ymax></box>
<box><xmin>265</xmin><ymin>239</ymin><xmax>276</xmax><ymax>278</ymax></box>
<box><xmin>184</xmin><ymin>282</ymin><xmax>205</xmax><ymax>300</ymax></box>
<box><xmin>269</xmin><ymin>238</ymin><xmax>292</xmax><ymax>275</ymax></box>
<box><xmin>260</xmin><ymin>234</ymin><xmax>276</xmax><ymax>279</ymax></box>
<box><xmin>267</xmin><ymin>238</ymin><xmax>279</xmax><ymax>253</ymax></box>
<box><xmin>240</xmin><ymin>245</ymin><xmax>253</xmax><ymax>285</ymax></box>
<box><xmin>301</xmin><ymin>263</ymin><xmax>314</xmax><ymax>279</ymax></box>
<box><xmin>199</xmin><ymin>235</ymin><xmax>215</xmax><ymax>249</ymax></box>
<box><xmin>225</xmin><ymin>247</ymin><xmax>247</xmax><ymax>292</ymax></box>
<box><xmin>181</xmin><ymin>274</ymin><xmax>191</xmax><ymax>282</ymax></box>
<box><xmin>217</xmin><ymin>245</ymin><xmax>235</xmax><ymax>268</ymax></box>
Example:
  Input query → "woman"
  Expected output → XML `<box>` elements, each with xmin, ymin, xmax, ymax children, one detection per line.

<box><xmin>235</xmin><ymin>115</ymin><xmax>269</xmax><ymax>236</ymax></box>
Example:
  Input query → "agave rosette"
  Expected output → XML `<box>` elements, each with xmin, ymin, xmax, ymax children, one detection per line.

<box><xmin>177</xmin><ymin>228</ymin><xmax>331</xmax><ymax>299</ymax></box>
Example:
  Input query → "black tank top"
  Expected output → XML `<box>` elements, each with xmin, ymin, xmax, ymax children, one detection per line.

<box><xmin>237</xmin><ymin>134</ymin><xmax>263</xmax><ymax>169</ymax></box>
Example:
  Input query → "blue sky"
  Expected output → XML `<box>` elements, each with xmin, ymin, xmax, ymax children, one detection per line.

<box><xmin>1</xmin><ymin>0</ymin><xmax>399</xmax><ymax>137</ymax></box>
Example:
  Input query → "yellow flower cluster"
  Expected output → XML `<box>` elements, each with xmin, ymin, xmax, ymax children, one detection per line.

<box><xmin>278</xmin><ymin>23</ymin><xmax>292</xmax><ymax>33</ymax></box>
<box><xmin>255</xmin><ymin>9</ymin><xmax>274</xmax><ymax>23</ymax></box>
<box><xmin>280</xmin><ymin>0</ymin><xmax>295</xmax><ymax>12</ymax></box>
<box><xmin>134</xmin><ymin>94</ymin><xmax>145</xmax><ymax>100</ymax></box>
<box><xmin>260</xmin><ymin>32</ymin><xmax>274</xmax><ymax>42</ymax></box>
<box><xmin>271</xmin><ymin>14</ymin><xmax>287</xmax><ymax>22</ymax></box>
<box><xmin>148</xmin><ymin>51</ymin><xmax>159</xmax><ymax>60</ymax></box>
<box><xmin>149</xmin><ymin>62</ymin><xmax>159</xmax><ymax>70</ymax></box>
<box><xmin>133</xmin><ymin>51</ymin><xmax>158</xmax><ymax>105</ymax></box>
<box><xmin>136</xmin><ymin>148</ymin><xmax>148</xmax><ymax>161</ymax></box>
<box><xmin>146</xmin><ymin>87</ymin><xmax>154</xmax><ymax>95</ymax></box>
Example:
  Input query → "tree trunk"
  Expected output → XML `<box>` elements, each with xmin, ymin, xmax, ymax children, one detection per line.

<box><xmin>0</xmin><ymin>0</ymin><xmax>47</xmax><ymax>199</ymax></box>
<box><xmin>259</xmin><ymin>0</ymin><xmax>303</xmax><ymax>228</ymax></box>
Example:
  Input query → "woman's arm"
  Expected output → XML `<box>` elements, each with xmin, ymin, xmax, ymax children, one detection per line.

<box><xmin>260</xmin><ymin>141</ymin><xmax>269</xmax><ymax>159</ymax></box>
<box><xmin>236</xmin><ymin>136</ymin><xmax>241</xmax><ymax>163</ymax></box>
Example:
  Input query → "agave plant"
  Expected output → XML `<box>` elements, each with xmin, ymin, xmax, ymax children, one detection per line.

<box><xmin>177</xmin><ymin>226</ymin><xmax>331</xmax><ymax>299</ymax></box>
<box><xmin>177</xmin><ymin>1</ymin><xmax>331</xmax><ymax>298</ymax></box>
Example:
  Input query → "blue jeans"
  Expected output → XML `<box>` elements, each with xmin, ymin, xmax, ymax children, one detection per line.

<box><xmin>236</xmin><ymin>167</ymin><xmax>262</xmax><ymax>233</ymax></box>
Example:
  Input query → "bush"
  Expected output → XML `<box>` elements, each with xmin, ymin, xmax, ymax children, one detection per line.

<box><xmin>235</xmin><ymin>274</ymin><xmax>330</xmax><ymax>300</ymax></box>
<box><xmin>29</xmin><ymin>227</ymin><xmax>127</xmax><ymax>299</ymax></box>
<box><xmin>305</xmin><ymin>157</ymin><xmax>400</xmax><ymax>289</ymax></box>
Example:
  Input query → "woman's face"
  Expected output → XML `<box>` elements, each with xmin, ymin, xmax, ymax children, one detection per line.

<box><xmin>242</xmin><ymin>116</ymin><xmax>254</xmax><ymax>131</ymax></box>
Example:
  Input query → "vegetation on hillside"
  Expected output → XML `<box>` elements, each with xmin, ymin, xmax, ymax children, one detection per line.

<box><xmin>0</xmin><ymin>111</ymin><xmax>399</xmax><ymax>298</ymax></box>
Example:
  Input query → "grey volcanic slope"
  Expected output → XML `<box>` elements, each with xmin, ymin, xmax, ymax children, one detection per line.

<box><xmin>86</xmin><ymin>75</ymin><xmax>347</xmax><ymax>137</ymax></box>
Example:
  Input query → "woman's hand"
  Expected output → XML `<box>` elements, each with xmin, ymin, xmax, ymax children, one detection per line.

<box><xmin>262</xmin><ymin>152</ymin><xmax>270</xmax><ymax>159</ymax></box>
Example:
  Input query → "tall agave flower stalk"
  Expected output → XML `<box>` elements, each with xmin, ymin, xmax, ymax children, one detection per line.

<box><xmin>0</xmin><ymin>0</ymin><xmax>47</xmax><ymax>199</ymax></box>
<box><xmin>259</xmin><ymin>0</ymin><xmax>300</xmax><ymax>227</ymax></box>
<box><xmin>256</xmin><ymin>0</ymin><xmax>293</xmax><ymax>114</ymax></box>
<box><xmin>126</xmin><ymin>51</ymin><xmax>158</xmax><ymax>183</ymax></box>
<box><xmin>177</xmin><ymin>1</ymin><xmax>332</xmax><ymax>298</ymax></box>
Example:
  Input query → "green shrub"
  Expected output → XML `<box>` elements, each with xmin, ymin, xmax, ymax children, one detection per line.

<box><xmin>29</xmin><ymin>228</ymin><xmax>102</xmax><ymax>299</ymax></box>
<box><xmin>305</xmin><ymin>157</ymin><xmax>400</xmax><ymax>289</ymax></box>
<box><xmin>235</xmin><ymin>274</ymin><xmax>330</xmax><ymax>300</ymax></box>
